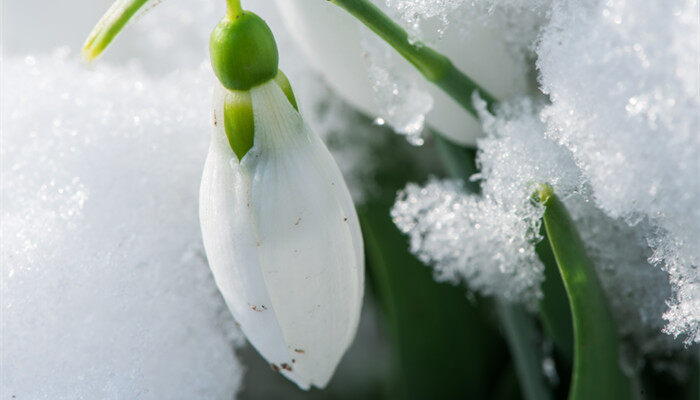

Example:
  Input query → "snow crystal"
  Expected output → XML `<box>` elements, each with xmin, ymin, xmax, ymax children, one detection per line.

<box><xmin>393</xmin><ymin>95</ymin><xmax>690</xmax><ymax>354</ymax></box>
<box><xmin>383</xmin><ymin>0</ymin><xmax>549</xmax><ymax>58</ymax></box>
<box><xmin>392</xmin><ymin>178</ymin><xmax>545</xmax><ymax>303</ymax></box>
<box><xmin>384</xmin><ymin>0</ymin><xmax>464</xmax><ymax>38</ymax></box>
<box><xmin>1</xmin><ymin>51</ymin><xmax>243</xmax><ymax>399</ymax></box>
<box><xmin>360</xmin><ymin>31</ymin><xmax>434</xmax><ymax>146</ymax></box>
<box><xmin>538</xmin><ymin>0</ymin><xmax>700</xmax><ymax>343</ymax></box>
<box><xmin>567</xmin><ymin>196</ymin><xmax>682</xmax><ymax>355</ymax></box>
<box><xmin>474</xmin><ymin>97</ymin><xmax>583</xmax><ymax>212</ymax></box>
<box><xmin>393</xmin><ymin>98</ymin><xmax>581</xmax><ymax>305</ymax></box>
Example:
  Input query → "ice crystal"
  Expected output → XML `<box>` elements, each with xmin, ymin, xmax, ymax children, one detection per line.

<box><xmin>567</xmin><ymin>197</ymin><xmax>681</xmax><ymax>355</ymax></box>
<box><xmin>394</xmin><ymin>95</ymin><xmax>692</xmax><ymax>354</ymax></box>
<box><xmin>538</xmin><ymin>0</ymin><xmax>700</xmax><ymax>343</ymax></box>
<box><xmin>392</xmin><ymin>178</ymin><xmax>545</xmax><ymax>303</ymax></box>
<box><xmin>384</xmin><ymin>0</ymin><xmax>549</xmax><ymax>57</ymax></box>
<box><xmin>393</xmin><ymin>98</ymin><xmax>580</xmax><ymax>305</ymax></box>
<box><xmin>361</xmin><ymin>32</ymin><xmax>434</xmax><ymax>146</ymax></box>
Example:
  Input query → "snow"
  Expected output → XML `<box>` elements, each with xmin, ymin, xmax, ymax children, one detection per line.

<box><xmin>383</xmin><ymin>0</ymin><xmax>549</xmax><ymax>61</ymax></box>
<box><xmin>392</xmin><ymin>0</ymin><xmax>699</xmax><ymax>350</ymax></box>
<box><xmin>1</xmin><ymin>0</ymin><xmax>384</xmax><ymax>396</ymax></box>
<box><xmin>1</xmin><ymin>51</ymin><xmax>243</xmax><ymax>399</ymax></box>
<box><xmin>4</xmin><ymin>0</ymin><xmax>698</xmax><ymax>395</ymax></box>
<box><xmin>538</xmin><ymin>0</ymin><xmax>700</xmax><ymax>344</ymax></box>
<box><xmin>392</xmin><ymin>97</ymin><xmax>685</xmax><ymax>354</ymax></box>
<box><xmin>392</xmin><ymin>177</ymin><xmax>546</xmax><ymax>304</ymax></box>
<box><xmin>360</xmin><ymin>32</ymin><xmax>434</xmax><ymax>146</ymax></box>
<box><xmin>567</xmin><ymin>197</ymin><xmax>680</xmax><ymax>355</ymax></box>
<box><xmin>393</xmin><ymin>97</ymin><xmax>581</xmax><ymax>305</ymax></box>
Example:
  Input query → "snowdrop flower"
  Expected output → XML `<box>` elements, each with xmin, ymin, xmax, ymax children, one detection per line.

<box><xmin>199</xmin><ymin>7</ymin><xmax>364</xmax><ymax>389</ymax></box>
<box><xmin>271</xmin><ymin>0</ymin><xmax>532</xmax><ymax>146</ymax></box>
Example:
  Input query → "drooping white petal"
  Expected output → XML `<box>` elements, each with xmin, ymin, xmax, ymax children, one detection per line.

<box><xmin>200</xmin><ymin>80</ymin><xmax>364</xmax><ymax>389</ymax></box>
<box><xmin>272</xmin><ymin>0</ymin><xmax>531</xmax><ymax>146</ymax></box>
<box><xmin>199</xmin><ymin>85</ymin><xmax>296</xmax><ymax>384</ymax></box>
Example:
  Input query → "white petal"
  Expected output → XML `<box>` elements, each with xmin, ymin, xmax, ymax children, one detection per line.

<box><xmin>200</xmin><ymin>81</ymin><xmax>364</xmax><ymax>389</ymax></box>
<box><xmin>272</xmin><ymin>0</ymin><xmax>531</xmax><ymax>146</ymax></box>
<box><xmin>245</xmin><ymin>80</ymin><xmax>364</xmax><ymax>388</ymax></box>
<box><xmin>200</xmin><ymin>85</ymin><xmax>306</xmax><ymax>387</ymax></box>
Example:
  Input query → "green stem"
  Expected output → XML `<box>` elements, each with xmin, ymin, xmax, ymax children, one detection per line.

<box><xmin>226</xmin><ymin>0</ymin><xmax>243</xmax><ymax>18</ymax></box>
<box><xmin>82</xmin><ymin>0</ymin><xmax>150</xmax><ymax>61</ymax></box>
<box><xmin>329</xmin><ymin>0</ymin><xmax>498</xmax><ymax>117</ymax></box>
<box><xmin>539</xmin><ymin>188</ymin><xmax>633</xmax><ymax>400</ymax></box>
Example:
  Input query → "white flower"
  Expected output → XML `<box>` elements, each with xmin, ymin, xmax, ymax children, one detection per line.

<box><xmin>199</xmin><ymin>79</ymin><xmax>364</xmax><ymax>389</ymax></box>
<box><xmin>270</xmin><ymin>0</ymin><xmax>532</xmax><ymax>145</ymax></box>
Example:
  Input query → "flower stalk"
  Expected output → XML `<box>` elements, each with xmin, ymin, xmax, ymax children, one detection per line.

<box><xmin>226</xmin><ymin>0</ymin><xmax>243</xmax><ymax>17</ymax></box>
<box><xmin>328</xmin><ymin>0</ymin><xmax>498</xmax><ymax>117</ymax></box>
<box><xmin>82</xmin><ymin>0</ymin><xmax>150</xmax><ymax>61</ymax></box>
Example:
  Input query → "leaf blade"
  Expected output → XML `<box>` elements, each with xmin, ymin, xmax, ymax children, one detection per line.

<box><xmin>541</xmin><ymin>192</ymin><xmax>633</xmax><ymax>400</ymax></box>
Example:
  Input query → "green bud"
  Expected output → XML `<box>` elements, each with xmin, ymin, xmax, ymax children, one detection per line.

<box><xmin>221</xmin><ymin>70</ymin><xmax>299</xmax><ymax>160</ymax></box>
<box><xmin>210</xmin><ymin>11</ymin><xmax>279</xmax><ymax>91</ymax></box>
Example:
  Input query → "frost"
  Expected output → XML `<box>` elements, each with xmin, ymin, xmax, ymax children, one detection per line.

<box><xmin>384</xmin><ymin>0</ymin><xmax>549</xmax><ymax>58</ymax></box>
<box><xmin>1</xmin><ymin>52</ymin><xmax>243</xmax><ymax>398</ymax></box>
<box><xmin>392</xmin><ymin>0</ymin><xmax>698</xmax><ymax>349</ymax></box>
<box><xmin>384</xmin><ymin>0</ymin><xmax>464</xmax><ymax>37</ymax></box>
<box><xmin>538</xmin><ymin>0</ymin><xmax>700</xmax><ymax>343</ymax></box>
<box><xmin>393</xmin><ymin>95</ymin><xmax>692</xmax><ymax>354</ymax></box>
<box><xmin>392</xmin><ymin>98</ymin><xmax>581</xmax><ymax>305</ymax></box>
<box><xmin>392</xmin><ymin>178</ymin><xmax>545</xmax><ymax>304</ymax></box>
<box><xmin>567</xmin><ymin>197</ymin><xmax>682</xmax><ymax>355</ymax></box>
<box><xmin>361</xmin><ymin>32</ymin><xmax>434</xmax><ymax>146</ymax></box>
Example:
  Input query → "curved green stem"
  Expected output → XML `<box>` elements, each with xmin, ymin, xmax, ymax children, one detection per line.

<box><xmin>82</xmin><ymin>0</ymin><xmax>150</xmax><ymax>61</ymax></box>
<box><xmin>539</xmin><ymin>188</ymin><xmax>633</xmax><ymax>400</ymax></box>
<box><xmin>329</xmin><ymin>0</ymin><xmax>498</xmax><ymax>117</ymax></box>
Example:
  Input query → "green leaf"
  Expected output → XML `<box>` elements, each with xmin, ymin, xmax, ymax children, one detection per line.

<box><xmin>433</xmin><ymin>133</ymin><xmax>480</xmax><ymax>193</ymax></box>
<box><xmin>360</xmin><ymin>203</ymin><xmax>506</xmax><ymax>399</ymax></box>
<box><xmin>536</xmin><ymin>226</ymin><xmax>574</xmax><ymax>363</ymax></box>
<box><xmin>354</xmin><ymin>130</ymin><xmax>509</xmax><ymax>399</ymax></box>
<box><xmin>540</xmin><ymin>190</ymin><xmax>634</xmax><ymax>400</ymax></box>
<box><xmin>433</xmin><ymin>131</ymin><xmax>554</xmax><ymax>400</ymax></box>
<box><xmin>496</xmin><ymin>300</ymin><xmax>554</xmax><ymax>400</ymax></box>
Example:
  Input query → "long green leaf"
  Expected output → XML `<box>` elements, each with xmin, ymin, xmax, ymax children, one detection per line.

<box><xmin>496</xmin><ymin>300</ymin><xmax>554</xmax><ymax>400</ymax></box>
<box><xmin>354</xmin><ymin>130</ymin><xmax>509</xmax><ymax>399</ymax></box>
<box><xmin>536</xmin><ymin>226</ymin><xmax>574</xmax><ymax>363</ymax></box>
<box><xmin>433</xmin><ymin>132</ymin><xmax>554</xmax><ymax>400</ymax></box>
<box><xmin>540</xmin><ymin>189</ymin><xmax>633</xmax><ymax>400</ymax></box>
<box><xmin>360</xmin><ymin>203</ymin><xmax>506</xmax><ymax>399</ymax></box>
